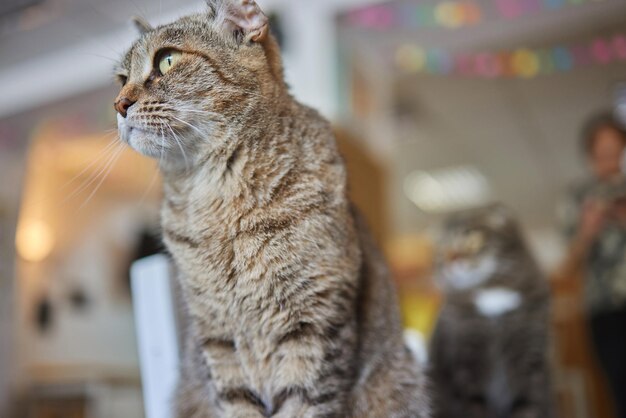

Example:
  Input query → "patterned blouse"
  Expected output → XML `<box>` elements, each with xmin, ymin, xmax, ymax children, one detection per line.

<box><xmin>562</xmin><ymin>178</ymin><xmax>626</xmax><ymax>315</ymax></box>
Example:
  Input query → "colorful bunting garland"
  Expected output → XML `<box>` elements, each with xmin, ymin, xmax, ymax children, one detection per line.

<box><xmin>346</xmin><ymin>0</ymin><xmax>608</xmax><ymax>30</ymax></box>
<box><xmin>394</xmin><ymin>33</ymin><xmax>626</xmax><ymax>78</ymax></box>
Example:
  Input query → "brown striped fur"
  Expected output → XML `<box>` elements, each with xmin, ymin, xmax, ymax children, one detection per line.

<box><xmin>115</xmin><ymin>1</ymin><xmax>429</xmax><ymax>416</ymax></box>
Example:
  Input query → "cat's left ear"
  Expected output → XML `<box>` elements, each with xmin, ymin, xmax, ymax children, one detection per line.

<box><xmin>132</xmin><ymin>16</ymin><xmax>154</xmax><ymax>34</ymax></box>
<box><xmin>209</xmin><ymin>0</ymin><xmax>269</xmax><ymax>43</ymax></box>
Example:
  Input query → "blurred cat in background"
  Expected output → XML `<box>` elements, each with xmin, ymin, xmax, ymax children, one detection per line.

<box><xmin>429</xmin><ymin>204</ymin><xmax>553</xmax><ymax>418</ymax></box>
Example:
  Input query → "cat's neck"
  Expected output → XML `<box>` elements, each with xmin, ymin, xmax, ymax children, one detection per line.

<box><xmin>160</xmin><ymin>97</ymin><xmax>308</xmax><ymax>209</ymax></box>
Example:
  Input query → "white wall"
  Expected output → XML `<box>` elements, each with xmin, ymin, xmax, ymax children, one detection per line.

<box><xmin>391</xmin><ymin>62</ymin><xmax>626</xmax><ymax>236</ymax></box>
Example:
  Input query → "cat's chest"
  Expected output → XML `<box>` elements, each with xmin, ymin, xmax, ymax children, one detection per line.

<box><xmin>473</xmin><ymin>288</ymin><xmax>522</xmax><ymax>318</ymax></box>
<box><xmin>163</xmin><ymin>210</ymin><xmax>231</xmax><ymax>269</ymax></box>
<box><xmin>162</xmin><ymin>200</ymin><xmax>287</xmax><ymax>313</ymax></box>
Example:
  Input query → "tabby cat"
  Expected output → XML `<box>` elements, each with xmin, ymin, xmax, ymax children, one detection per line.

<box><xmin>114</xmin><ymin>1</ymin><xmax>429</xmax><ymax>417</ymax></box>
<box><xmin>429</xmin><ymin>204</ymin><xmax>553</xmax><ymax>418</ymax></box>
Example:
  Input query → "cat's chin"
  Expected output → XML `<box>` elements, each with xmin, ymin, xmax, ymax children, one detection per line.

<box><xmin>118</xmin><ymin>122</ymin><xmax>164</xmax><ymax>159</ymax></box>
<box><xmin>442</xmin><ymin>254</ymin><xmax>497</xmax><ymax>290</ymax></box>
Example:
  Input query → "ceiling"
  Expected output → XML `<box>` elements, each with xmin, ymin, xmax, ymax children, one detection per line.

<box><xmin>0</xmin><ymin>0</ymin><xmax>199</xmax><ymax>69</ymax></box>
<box><xmin>340</xmin><ymin>0</ymin><xmax>626</xmax><ymax>56</ymax></box>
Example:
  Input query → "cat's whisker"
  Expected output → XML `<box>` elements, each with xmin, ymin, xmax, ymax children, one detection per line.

<box><xmin>136</xmin><ymin>127</ymin><xmax>165</xmax><ymax>207</ymax></box>
<box><xmin>170</xmin><ymin>115</ymin><xmax>205</xmax><ymax>137</ymax></box>
<box><xmin>62</xmin><ymin>142</ymin><xmax>126</xmax><ymax>206</ymax></box>
<box><xmin>176</xmin><ymin>107</ymin><xmax>225</xmax><ymax>119</ymax></box>
<box><xmin>17</xmin><ymin>136</ymin><xmax>122</xmax><ymax>213</ymax></box>
<box><xmin>79</xmin><ymin>52</ymin><xmax>119</xmax><ymax>63</ymax></box>
<box><xmin>166</xmin><ymin>124</ymin><xmax>190</xmax><ymax>170</ymax></box>
<box><xmin>77</xmin><ymin>144</ymin><xmax>126</xmax><ymax>211</ymax></box>
<box><xmin>159</xmin><ymin>125</ymin><xmax>165</xmax><ymax>167</ymax></box>
<box><xmin>136</xmin><ymin>165</ymin><xmax>160</xmax><ymax>207</ymax></box>
<box><xmin>58</xmin><ymin>136</ymin><xmax>120</xmax><ymax>193</ymax></box>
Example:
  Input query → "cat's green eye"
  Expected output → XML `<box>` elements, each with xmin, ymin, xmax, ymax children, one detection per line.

<box><xmin>157</xmin><ymin>50</ymin><xmax>183</xmax><ymax>76</ymax></box>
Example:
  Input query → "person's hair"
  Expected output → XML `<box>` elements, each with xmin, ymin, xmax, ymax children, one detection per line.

<box><xmin>581</xmin><ymin>111</ymin><xmax>626</xmax><ymax>156</ymax></box>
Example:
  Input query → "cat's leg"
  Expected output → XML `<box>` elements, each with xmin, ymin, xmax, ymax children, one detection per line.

<box><xmin>350</xmin><ymin>350</ymin><xmax>430</xmax><ymax>418</ymax></box>
<box><xmin>175</xmin><ymin>339</ymin><xmax>219</xmax><ymax>418</ymax></box>
<box><xmin>506</xmin><ymin>323</ymin><xmax>554</xmax><ymax>418</ymax></box>
<box><xmin>175</xmin><ymin>380</ymin><xmax>216</xmax><ymax>418</ymax></box>
<box><xmin>201</xmin><ymin>338</ymin><xmax>268</xmax><ymax>418</ymax></box>
<box><xmin>267</xmin><ymin>320</ymin><xmax>357</xmax><ymax>418</ymax></box>
<box><xmin>509</xmin><ymin>370</ymin><xmax>554</xmax><ymax>418</ymax></box>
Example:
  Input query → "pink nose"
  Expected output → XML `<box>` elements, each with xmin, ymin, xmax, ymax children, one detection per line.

<box><xmin>114</xmin><ymin>97</ymin><xmax>136</xmax><ymax>118</ymax></box>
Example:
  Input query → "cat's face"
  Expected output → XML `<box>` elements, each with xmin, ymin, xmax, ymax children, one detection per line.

<box><xmin>114</xmin><ymin>0</ymin><xmax>274</xmax><ymax>167</ymax></box>
<box><xmin>436</xmin><ymin>205</ymin><xmax>521</xmax><ymax>291</ymax></box>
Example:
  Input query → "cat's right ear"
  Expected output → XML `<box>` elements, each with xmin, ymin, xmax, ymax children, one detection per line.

<box><xmin>207</xmin><ymin>0</ymin><xmax>269</xmax><ymax>44</ymax></box>
<box><xmin>132</xmin><ymin>16</ymin><xmax>154</xmax><ymax>35</ymax></box>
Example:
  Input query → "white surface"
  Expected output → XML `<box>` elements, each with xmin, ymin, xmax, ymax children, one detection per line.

<box><xmin>131</xmin><ymin>255</ymin><xmax>180</xmax><ymax>418</ymax></box>
<box><xmin>474</xmin><ymin>288</ymin><xmax>522</xmax><ymax>318</ymax></box>
<box><xmin>403</xmin><ymin>328</ymin><xmax>428</xmax><ymax>366</ymax></box>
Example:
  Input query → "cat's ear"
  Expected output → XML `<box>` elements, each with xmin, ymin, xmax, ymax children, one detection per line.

<box><xmin>208</xmin><ymin>0</ymin><xmax>269</xmax><ymax>43</ymax></box>
<box><xmin>132</xmin><ymin>16</ymin><xmax>154</xmax><ymax>35</ymax></box>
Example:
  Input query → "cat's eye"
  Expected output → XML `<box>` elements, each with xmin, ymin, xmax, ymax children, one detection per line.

<box><xmin>157</xmin><ymin>49</ymin><xmax>183</xmax><ymax>76</ymax></box>
<box><xmin>117</xmin><ymin>75</ymin><xmax>128</xmax><ymax>86</ymax></box>
<box><xmin>464</xmin><ymin>230</ymin><xmax>485</xmax><ymax>253</ymax></box>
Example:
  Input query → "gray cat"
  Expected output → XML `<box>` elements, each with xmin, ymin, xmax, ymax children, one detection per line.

<box><xmin>429</xmin><ymin>204</ymin><xmax>553</xmax><ymax>418</ymax></box>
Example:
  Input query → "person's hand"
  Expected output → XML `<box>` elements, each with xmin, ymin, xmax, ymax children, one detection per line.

<box><xmin>612</xmin><ymin>197</ymin><xmax>626</xmax><ymax>226</ymax></box>
<box><xmin>578</xmin><ymin>199</ymin><xmax>608</xmax><ymax>243</ymax></box>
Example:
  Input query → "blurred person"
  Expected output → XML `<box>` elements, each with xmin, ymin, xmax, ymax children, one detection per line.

<box><xmin>561</xmin><ymin>112</ymin><xmax>626</xmax><ymax>418</ymax></box>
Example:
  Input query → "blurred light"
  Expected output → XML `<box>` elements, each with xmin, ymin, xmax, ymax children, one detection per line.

<box><xmin>455</xmin><ymin>54</ymin><xmax>476</xmax><ymax>76</ymax></box>
<box><xmin>613</xmin><ymin>35</ymin><xmax>626</xmax><ymax>60</ymax></box>
<box><xmin>404</xmin><ymin>166</ymin><xmax>492</xmax><ymax>213</ymax></box>
<box><xmin>461</xmin><ymin>1</ymin><xmax>483</xmax><ymax>24</ymax></box>
<box><xmin>496</xmin><ymin>0</ymin><xmax>522</xmax><ymax>18</ymax></box>
<box><xmin>349</xmin><ymin>6</ymin><xmax>394</xmax><ymax>30</ymax></box>
<box><xmin>545</xmin><ymin>0</ymin><xmax>566</xmax><ymax>9</ymax></box>
<box><xmin>416</xmin><ymin>4</ymin><xmax>435</xmax><ymax>26</ymax></box>
<box><xmin>475</xmin><ymin>53</ymin><xmax>502</xmax><ymax>78</ymax></box>
<box><xmin>511</xmin><ymin>49</ymin><xmax>540</xmax><ymax>78</ymax></box>
<box><xmin>591</xmin><ymin>39</ymin><xmax>613</xmax><ymax>64</ymax></box>
<box><xmin>552</xmin><ymin>47</ymin><xmax>574</xmax><ymax>70</ymax></box>
<box><xmin>16</xmin><ymin>220</ymin><xmax>55</xmax><ymax>263</ymax></box>
<box><xmin>426</xmin><ymin>49</ymin><xmax>454</xmax><ymax>74</ymax></box>
<box><xmin>435</xmin><ymin>2</ymin><xmax>464</xmax><ymax>28</ymax></box>
<box><xmin>346</xmin><ymin>0</ymin><xmax>604</xmax><ymax>31</ymax></box>
<box><xmin>537</xmin><ymin>49</ymin><xmax>556</xmax><ymax>74</ymax></box>
<box><xmin>396</xmin><ymin>45</ymin><xmax>427</xmax><ymax>74</ymax></box>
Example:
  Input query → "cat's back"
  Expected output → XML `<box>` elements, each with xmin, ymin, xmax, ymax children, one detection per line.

<box><xmin>349</xmin><ymin>210</ymin><xmax>431</xmax><ymax>417</ymax></box>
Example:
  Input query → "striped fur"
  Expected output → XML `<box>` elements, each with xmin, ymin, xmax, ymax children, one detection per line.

<box><xmin>430</xmin><ymin>205</ymin><xmax>553</xmax><ymax>418</ymax></box>
<box><xmin>115</xmin><ymin>1</ymin><xmax>429</xmax><ymax>417</ymax></box>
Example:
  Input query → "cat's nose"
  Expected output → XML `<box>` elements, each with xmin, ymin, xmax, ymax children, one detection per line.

<box><xmin>114</xmin><ymin>97</ymin><xmax>136</xmax><ymax>118</ymax></box>
<box><xmin>446</xmin><ymin>251</ymin><xmax>462</xmax><ymax>262</ymax></box>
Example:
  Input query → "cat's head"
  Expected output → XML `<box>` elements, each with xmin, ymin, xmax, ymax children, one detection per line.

<box><xmin>435</xmin><ymin>204</ymin><xmax>523</xmax><ymax>291</ymax></box>
<box><xmin>114</xmin><ymin>0</ymin><xmax>284</xmax><ymax>168</ymax></box>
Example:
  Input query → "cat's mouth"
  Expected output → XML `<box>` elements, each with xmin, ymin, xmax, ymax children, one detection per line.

<box><xmin>117</xmin><ymin>115</ymin><xmax>166</xmax><ymax>158</ymax></box>
<box><xmin>441</xmin><ymin>254</ymin><xmax>497</xmax><ymax>290</ymax></box>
